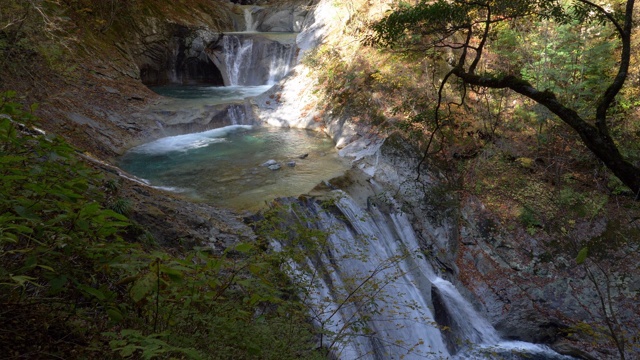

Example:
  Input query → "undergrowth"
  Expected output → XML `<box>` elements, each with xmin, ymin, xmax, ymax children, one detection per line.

<box><xmin>0</xmin><ymin>91</ymin><xmax>322</xmax><ymax>359</ymax></box>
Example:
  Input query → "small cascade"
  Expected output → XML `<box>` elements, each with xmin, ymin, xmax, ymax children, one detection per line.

<box><xmin>267</xmin><ymin>42</ymin><xmax>295</xmax><ymax>85</ymax></box>
<box><xmin>243</xmin><ymin>7</ymin><xmax>259</xmax><ymax>32</ymax></box>
<box><xmin>155</xmin><ymin>120</ymin><xmax>167</xmax><ymax>136</ymax></box>
<box><xmin>227</xmin><ymin>103</ymin><xmax>253</xmax><ymax>125</ymax></box>
<box><xmin>278</xmin><ymin>192</ymin><xmax>576</xmax><ymax>360</ymax></box>
<box><xmin>223</xmin><ymin>36</ymin><xmax>254</xmax><ymax>86</ymax></box>
<box><xmin>218</xmin><ymin>34</ymin><xmax>296</xmax><ymax>86</ymax></box>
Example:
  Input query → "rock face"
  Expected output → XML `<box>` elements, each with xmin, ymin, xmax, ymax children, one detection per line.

<box><xmin>121</xmin><ymin>181</ymin><xmax>254</xmax><ymax>251</ymax></box>
<box><xmin>130</xmin><ymin>2</ymin><xmax>304</xmax><ymax>88</ymax></box>
<box><xmin>137</xmin><ymin>25</ymin><xmax>226</xmax><ymax>86</ymax></box>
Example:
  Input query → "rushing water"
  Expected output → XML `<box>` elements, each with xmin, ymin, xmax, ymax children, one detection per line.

<box><xmin>279</xmin><ymin>192</ymin><xmax>576</xmax><ymax>360</ymax></box>
<box><xmin>220</xmin><ymin>33</ymin><xmax>296</xmax><ymax>86</ymax></box>
<box><xmin>135</xmin><ymin>25</ymin><xmax>309</xmax><ymax>211</ymax></box>
<box><xmin>149</xmin><ymin>84</ymin><xmax>272</xmax><ymax>102</ymax></box>
<box><xmin>119</xmin><ymin>126</ymin><xmax>349</xmax><ymax>211</ymax></box>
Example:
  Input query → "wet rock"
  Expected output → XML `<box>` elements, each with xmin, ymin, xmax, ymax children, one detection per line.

<box><xmin>286</xmin><ymin>161</ymin><xmax>296</xmax><ymax>167</ymax></box>
<box><xmin>267</xmin><ymin>163</ymin><xmax>281</xmax><ymax>170</ymax></box>
<box><xmin>551</xmin><ymin>342</ymin><xmax>599</xmax><ymax>360</ymax></box>
<box><xmin>120</xmin><ymin>181</ymin><xmax>254</xmax><ymax>251</ymax></box>
<box><xmin>262</xmin><ymin>159</ymin><xmax>277</xmax><ymax>166</ymax></box>
<box><xmin>103</xmin><ymin>86</ymin><xmax>120</xmax><ymax>94</ymax></box>
<box><xmin>299</xmin><ymin>153</ymin><xmax>308</xmax><ymax>159</ymax></box>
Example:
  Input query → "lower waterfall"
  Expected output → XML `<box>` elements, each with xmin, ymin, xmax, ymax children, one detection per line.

<box><xmin>275</xmin><ymin>191</ymin><xmax>575</xmax><ymax>360</ymax></box>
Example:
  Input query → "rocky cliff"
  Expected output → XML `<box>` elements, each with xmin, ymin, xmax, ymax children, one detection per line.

<box><xmin>1</xmin><ymin>0</ymin><xmax>638</xmax><ymax>359</ymax></box>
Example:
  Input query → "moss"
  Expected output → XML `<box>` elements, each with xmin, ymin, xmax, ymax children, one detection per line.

<box><xmin>516</xmin><ymin>157</ymin><xmax>535</xmax><ymax>169</ymax></box>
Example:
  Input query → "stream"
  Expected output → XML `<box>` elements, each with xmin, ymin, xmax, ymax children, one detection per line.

<box><xmin>119</xmin><ymin>125</ymin><xmax>349</xmax><ymax>211</ymax></box>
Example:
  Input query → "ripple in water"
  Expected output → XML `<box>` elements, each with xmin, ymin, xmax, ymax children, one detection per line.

<box><xmin>150</xmin><ymin>84</ymin><xmax>272</xmax><ymax>102</ymax></box>
<box><xmin>119</xmin><ymin>126</ymin><xmax>350</xmax><ymax>211</ymax></box>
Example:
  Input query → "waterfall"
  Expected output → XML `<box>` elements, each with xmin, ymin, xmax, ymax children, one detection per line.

<box><xmin>267</xmin><ymin>43</ymin><xmax>294</xmax><ymax>85</ymax></box>
<box><xmin>220</xmin><ymin>34</ymin><xmax>295</xmax><ymax>86</ymax></box>
<box><xmin>278</xmin><ymin>192</ymin><xmax>576</xmax><ymax>360</ymax></box>
<box><xmin>244</xmin><ymin>7</ymin><xmax>258</xmax><ymax>32</ymax></box>
<box><xmin>223</xmin><ymin>36</ymin><xmax>254</xmax><ymax>86</ymax></box>
<box><xmin>155</xmin><ymin>120</ymin><xmax>167</xmax><ymax>136</ymax></box>
<box><xmin>227</xmin><ymin>104</ymin><xmax>252</xmax><ymax>125</ymax></box>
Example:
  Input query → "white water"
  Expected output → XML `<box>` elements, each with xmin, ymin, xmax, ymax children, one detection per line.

<box><xmin>224</xmin><ymin>36</ymin><xmax>254</xmax><ymax>86</ymax></box>
<box><xmin>244</xmin><ymin>7</ymin><xmax>259</xmax><ymax>32</ymax></box>
<box><xmin>127</xmin><ymin>125</ymin><xmax>252</xmax><ymax>154</ymax></box>
<box><xmin>267</xmin><ymin>42</ymin><xmax>295</xmax><ymax>85</ymax></box>
<box><xmin>219</xmin><ymin>33</ymin><xmax>297</xmax><ymax>86</ymax></box>
<box><xmin>284</xmin><ymin>191</ymin><xmax>575</xmax><ymax>359</ymax></box>
<box><xmin>227</xmin><ymin>104</ymin><xmax>249</xmax><ymax>125</ymax></box>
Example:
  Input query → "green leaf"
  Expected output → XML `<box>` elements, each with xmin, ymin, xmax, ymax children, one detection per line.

<box><xmin>120</xmin><ymin>344</ymin><xmax>140</xmax><ymax>357</ymax></box>
<box><xmin>576</xmin><ymin>246</ymin><xmax>589</xmax><ymax>265</ymax></box>
<box><xmin>79</xmin><ymin>284</ymin><xmax>106</xmax><ymax>301</ymax></box>
<box><xmin>8</xmin><ymin>275</ymin><xmax>39</xmax><ymax>287</ymax></box>
<box><xmin>107</xmin><ymin>308</ymin><xmax>124</xmax><ymax>323</ymax></box>
<box><xmin>130</xmin><ymin>273</ymin><xmax>156</xmax><ymax>303</ymax></box>
<box><xmin>234</xmin><ymin>242</ymin><xmax>254</xmax><ymax>253</ymax></box>
<box><xmin>0</xmin><ymin>155</ymin><xmax>27</xmax><ymax>164</ymax></box>
<box><xmin>49</xmin><ymin>275</ymin><xmax>68</xmax><ymax>292</ymax></box>
<box><xmin>37</xmin><ymin>264</ymin><xmax>55</xmax><ymax>272</ymax></box>
<box><xmin>160</xmin><ymin>265</ymin><xmax>184</xmax><ymax>283</ymax></box>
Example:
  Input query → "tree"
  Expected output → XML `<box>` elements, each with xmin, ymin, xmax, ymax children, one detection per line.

<box><xmin>371</xmin><ymin>0</ymin><xmax>640</xmax><ymax>199</ymax></box>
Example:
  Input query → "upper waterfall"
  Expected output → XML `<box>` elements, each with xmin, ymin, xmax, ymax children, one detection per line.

<box><xmin>207</xmin><ymin>33</ymin><xmax>297</xmax><ymax>87</ymax></box>
<box><xmin>243</xmin><ymin>6</ymin><xmax>260</xmax><ymax>32</ymax></box>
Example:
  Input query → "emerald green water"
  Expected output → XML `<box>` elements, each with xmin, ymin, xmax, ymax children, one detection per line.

<box><xmin>119</xmin><ymin>125</ymin><xmax>349</xmax><ymax>211</ymax></box>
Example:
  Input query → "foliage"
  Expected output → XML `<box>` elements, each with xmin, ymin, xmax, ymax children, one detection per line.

<box><xmin>500</xmin><ymin>17</ymin><xmax>618</xmax><ymax>118</ymax></box>
<box><xmin>371</xmin><ymin>0</ymin><xmax>640</xmax><ymax>197</ymax></box>
<box><xmin>0</xmin><ymin>90</ymin><xmax>134</xmax><ymax>356</ymax></box>
<box><xmin>0</xmin><ymin>0</ymin><xmax>76</xmax><ymax>74</ymax></box>
<box><xmin>0</xmin><ymin>92</ymin><xmax>324</xmax><ymax>359</ymax></box>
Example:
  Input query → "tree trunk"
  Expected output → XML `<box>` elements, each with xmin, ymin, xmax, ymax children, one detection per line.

<box><xmin>454</xmin><ymin>71</ymin><xmax>640</xmax><ymax>198</ymax></box>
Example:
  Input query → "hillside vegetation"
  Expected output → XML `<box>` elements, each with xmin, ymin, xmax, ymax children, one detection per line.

<box><xmin>0</xmin><ymin>1</ymin><xmax>323</xmax><ymax>358</ymax></box>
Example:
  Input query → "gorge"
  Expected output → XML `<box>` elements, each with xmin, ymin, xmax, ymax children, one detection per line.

<box><xmin>1</xmin><ymin>0</ymin><xmax>638</xmax><ymax>359</ymax></box>
<box><xmin>113</xmin><ymin>1</ymin><xmax>585</xmax><ymax>358</ymax></box>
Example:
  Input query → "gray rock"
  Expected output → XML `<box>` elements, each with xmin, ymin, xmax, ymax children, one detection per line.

<box><xmin>103</xmin><ymin>86</ymin><xmax>120</xmax><ymax>94</ymax></box>
<box><xmin>286</xmin><ymin>161</ymin><xmax>296</xmax><ymax>167</ymax></box>
<box><xmin>267</xmin><ymin>163</ymin><xmax>281</xmax><ymax>171</ymax></box>
<box><xmin>262</xmin><ymin>159</ymin><xmax>278</xmax><ymax>167</ymax></box>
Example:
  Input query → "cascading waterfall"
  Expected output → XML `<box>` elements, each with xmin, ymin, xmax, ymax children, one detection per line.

<box><xmin>279</xmin><ymin>191</ymin><xmax>575</xmax><ymax>360</ymax></box>
<box><xmin>220</xmin><ymin>34</ymin><xmax>295</xmax><ymax>86</ymax></box>
<box><xmin>244</xmin><ymin>7</ymin><xmax>259</xmax><ymax>32</ymax></box>
<box><xmin>227</xmin><ymin>103</ymin><xmax>252</xmax><ymax>125</ymax></box>
<box><xmin>267</xmin><ymin>42</ymin><xmax>294</xmax><ymax>85</ymax></box>
<box><xmin>223</xmin><ymin>36</ymin><xmax>254</xmax><ymax>86</ymax></box>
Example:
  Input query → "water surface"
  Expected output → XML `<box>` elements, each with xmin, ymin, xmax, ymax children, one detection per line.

<box><xmin>119</xmin><ymin>126</ymin><xmax>350</xmax><ymax>211</ymax></box>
